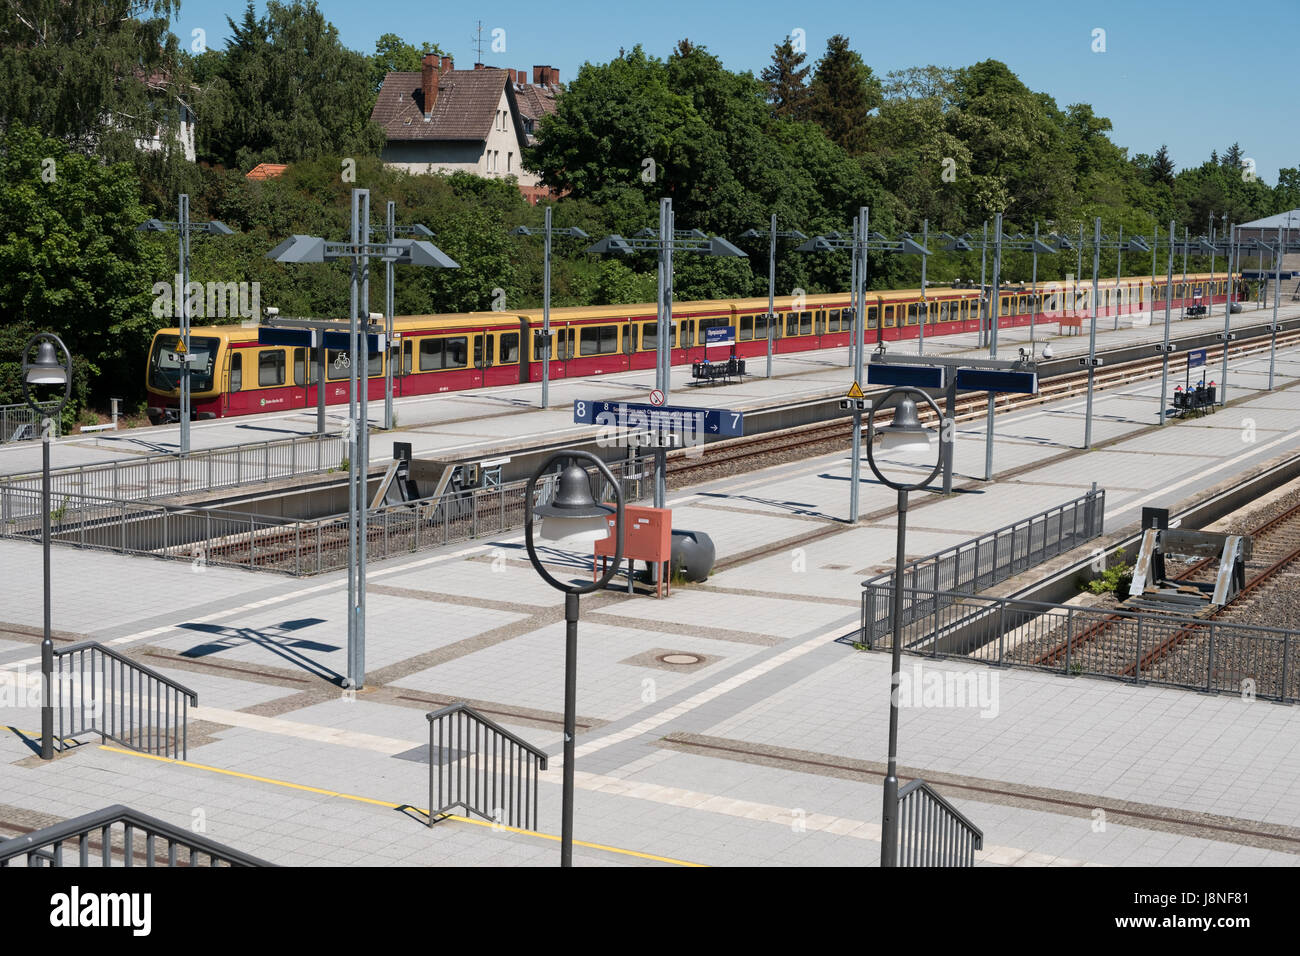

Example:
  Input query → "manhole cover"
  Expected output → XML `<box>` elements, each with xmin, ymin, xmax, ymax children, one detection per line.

<box><xmin>658</xmin><ymin>653</ymin><xmax>702</xmax><ymax>666</ymax></box>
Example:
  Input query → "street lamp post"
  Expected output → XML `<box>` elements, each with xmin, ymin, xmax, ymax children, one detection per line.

<box><xmin>138</xmin><ymin>196</ymin><xmax>234</xmax><ymax>455</ymax></box>
<box><xmin>21</xmin><ymin>333</ymin><xmax>72</xmax><ymax>760</ymax></box>
<box><xmin>381</xmin><ymin>205</ymin><xmax>435</xmax><ymax>430</ymax></box>
<box><xmin>513</xmin><ymin>212</ymin><xmax>589</xmax><ymax>409</ymax></box>
<box><xmin>586</xmin><ymin>201</ymin><xmax>747</xmax><ymax>509</ymax></box>
<box><xmin>740</xmin><ymin>216</ymin><xmax>807</xmax><ymax>378</ymax></box>
<box><xmin>797</xmin><ymin>213</ymin><xmax>930</xmax><ymax>522</ymax></box>
<box><xmin>523</xmin><ymin>451</ymin><xmax>625</xmax><ymax>867</ymax></box>
<box><xmin>1158</xmin><ymin>220</ymin><xmax>1177</xmax><ymax>425</ymax></box>
<box><xmin>267</xmin><ymin>192</ymin><xmax>458</xmax><ymax>690</ymax></box>
<box><xmin>865</xmin><ymin>387</ymin><xmax>944</xmax><ymax>867</ymax></box>
<box><xmin>1082</xmin><ymin>221</ymin><xmax>1150</xmax><ymax>449</ymax></box>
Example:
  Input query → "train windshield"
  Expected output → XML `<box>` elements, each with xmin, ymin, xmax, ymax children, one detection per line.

<box><xmin>148</xmin><ymin>335</ymin><xmax>219</xmax><ymax>393</ymax></box>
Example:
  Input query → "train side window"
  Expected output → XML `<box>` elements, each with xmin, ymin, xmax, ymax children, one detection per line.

<box><xmin>785</xmin><ymin>312</ymin><xmax>798</xmax><ymax>336</ymax></box>
<box><xmin>884</xmin><ymin>305</ymin><xmax>895</xmax><ymax>328</ymax></box>
<box><xmin>799</xmin><ymin>311</ymin><xmax>812</xmax><ymax>335</ymax></box>
<box><xmin>906</xmin><ymin>303</ymin><xmax>919</xmax><ymax>325</ymax></box>
<box><xmin>258</xmin><ymin>349</ymin><xmax>286</xmax><ymax>387</ymax></box>
<box><xmin>293</xmin><ymin>347</ymin><xmax>317</xmax><ymax>386</ymax></box>
<box><xmin>755</xmin><ymin>313</ymin><xmax>769</xmax><ymax>339</ymax></box>
<box><xmin>500</xmin><ymin>332</ymin><xmax>519</xmax><ymax>363</ymax></box>
<box><xmin>866</xmin><ymin>306</ymin><xmax>878</xmax><ymax>329</ymax></box>
<box><xmin>579</xmin><ymin>325</ymin><xmax>618</xmax><ymax>355</ymax></box>
<box><xmin>368</xmin><ymin>347</ymin><xmax>383</xmax><ymax>378</ymax></box>
<box><xmin>229</xmin><ymin>352</ymin><xmax>242</xmax><ymax>391</ymax></box>
<box><xmin>326</xmin><ymin>349</ymin><xmax>349</xmax><ymax>380</ymax></box>
<box><xmin>532</xmin><ymin>331</ymin><xmax>552</xmax><ymax>361</ymax></box>
<box><xmin>740</xmin><ymin>314</ymin><xmax>754</xmax><ymax>341</ymax></box>
<box><xmin>681</xmin><ymin>321</ymin><xmax>694</xmax><ymax>348</ymax></box>
<box><xmin>825</xmin><ymin>309</ymin><xmax>839</xmax><ymax>332</ymax></box>
<box><xmin>419</xmin><ymin>336</ymin><xmax>469</xmax><ymax>371</ymax></box>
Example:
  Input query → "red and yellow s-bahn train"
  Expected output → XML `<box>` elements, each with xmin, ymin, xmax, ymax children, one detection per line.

<box><xmin>146</xmin><ymin>273</ymin><xmax>1236</xmax><ymax>423</ymax></box>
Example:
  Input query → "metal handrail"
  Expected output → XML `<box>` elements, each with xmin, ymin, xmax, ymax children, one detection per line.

<box><xmin>0</xmin><ymin>804</ymin><xmax>272</xmax><ymax>867</ymax></box>
<box><xmin>52</xmin><ymin>642</ymin><xmax>198</xmax><ymax>759</ymax></box>
<box><xmin>427</xmin><ymin>703</ymin><xmax>548</xmax><ymax>832</ymax></box>
<box><xmin>896</xmin><ymin>779</ymin><xmax>983</xmax><ymax>867</ymax></box>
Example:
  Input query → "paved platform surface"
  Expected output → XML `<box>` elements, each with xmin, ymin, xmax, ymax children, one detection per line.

<box><xmin>3</xmin><ymin>300</ymin><xmax>1296</xmax><ymax>478</ymax></box>
<box><xmin>3</xmin><ymin>332</ymin><xmax>1300</xmax><ymax>866</ymax></box>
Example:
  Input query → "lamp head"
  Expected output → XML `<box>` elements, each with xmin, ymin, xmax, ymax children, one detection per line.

<box><xmin>25</xmin><ymin>341</ymin><xmax>67</xmax><ymax>386</ymax></box>
<box><xmin>534</xmin><ymin>463</ymin><xmax>614</xmax><ymax>546</ymax></box>
<box><xmin>879</xmin><ymin>396</ymin><xmax>932</xmax><ymax>453</ymax></box>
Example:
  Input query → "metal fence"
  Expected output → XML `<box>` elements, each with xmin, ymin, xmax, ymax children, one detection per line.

<box><xmin>0</xmin><ymin>431</ymin><xmax>346</xmax><ymax>511</ymax></box>
<box><xmin>861</xmin><ymin>488</ymin><xmax>1104</xmax><ymax>643</ymax></box>
<box><xmin>0</xmin><ymin>804</ymin><xmax>271</xmax><ymax>867</ymax></box>
<box><xmin>53</xmin><ymin>641</ymin><xmax>198</xmax><ymax>759</ymax></box>
<box><xmin>896</xmin><ymin>780</ymin><xmax>983</xmax><ymax>867</ymax></box>
<box><xmin>0</xmin><ymin>404</ymin><xmax>58</xmax><ymax>443</ymax></box>
<box><xmin>863</xmin><ymin>585</ymin><xmax>1300</xmax><ymax>703</ymax></box>
<box><xmin>0</xmin><ymin>456</ymin><xmax>648</xmax><ymax>576</ymax></box>
<box><xmin>427</xmin><ymin>703</ymin><xmax>547</xmax><ymax>831</ymax></box>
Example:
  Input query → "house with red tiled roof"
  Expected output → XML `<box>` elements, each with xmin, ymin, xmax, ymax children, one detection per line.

<box><xmin>245</xmin><ymin>163</ymin><xmax>288</xmax><ymax>181</ymax></box>
<box><xmin>370</xmin><ymin>56</ymin><xmax>562</xmax><ymax>200</ymax></box>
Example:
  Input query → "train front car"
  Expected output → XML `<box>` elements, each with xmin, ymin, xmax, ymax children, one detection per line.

<box><xmin>145</xmin><ymin>328</ymin><xmax>227</xmax><ymax>425</ymax></box>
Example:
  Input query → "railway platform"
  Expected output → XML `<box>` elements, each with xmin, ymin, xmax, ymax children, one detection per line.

<box><xmin>2</xmin><ymin>301</ymin><xmax>1298</xmax><ymax>480</ymax></box>
<box><xmin>3</xmin><ymin>331</ymin><xmax>1300</xmax><ymax>866</ymax></box>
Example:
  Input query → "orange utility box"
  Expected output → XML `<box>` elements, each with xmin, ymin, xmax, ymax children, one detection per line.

<box><xmin>593</xmin><ymin>505</ymin><xmax>672</xmax><ymax>598</ymax></box>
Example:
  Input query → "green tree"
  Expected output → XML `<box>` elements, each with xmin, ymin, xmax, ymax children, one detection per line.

<box><xmin>370</xmin><ymin>33</ymin><xmax>445</xmax><ymax>92</ymax></box>
<box><xmin>0</xmin><ymin>0</ymin><xmax>183</xmax><ymax>162</ymax></box>
<box><xmin>0</xmin><ymin>124</ymin><xmax>166</xmax><ymax>405</ymax></box>
<box><xmin>199</xmin><ymin>0</ymin><xmax>384</xmax><ymax>170</ymax></box>
<box><xmin>760</xmin><ymin>36</ymin><xmax>812</xmax><ymax>121</ymax></box>
<box><xmin>807</xmin><ymin>35</ymin><xmax>881</xmax><ymax>155</ymax></box>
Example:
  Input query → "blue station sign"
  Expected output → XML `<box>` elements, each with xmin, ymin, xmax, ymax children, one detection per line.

<box><xmin>866</xmin><ymin>364</ymin><xmax>946</xmax><ymax>389</ymax></box>
<box><xmin>1187</xmin><ymin>348</ymin><xmax>1208</xmax><ymax>369</ymax></box>
<box><xmin>704</xmin><ymin>326</ymin><xmax>737</xmax><ymax>345</ymax></box>
<box><xmin>573</xmin><ymin>400</ymin><xmax>744</xmax><ymax>437</ymax></box>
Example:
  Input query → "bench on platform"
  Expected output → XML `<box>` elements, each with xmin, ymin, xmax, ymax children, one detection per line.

<box><xmin>1173</xmin><ymin>386</ymin><xmax>1216</xmax><ymax>418</ymax></box>
<box><xmin>1185</xmin><ymin>304</ymin><xmax>1208</xmax><ymax>318</ymax></box>
<box><xmin>690</xmin><ymin>356</ymin><xmax>745</xmax><ymax>385</ymax></box>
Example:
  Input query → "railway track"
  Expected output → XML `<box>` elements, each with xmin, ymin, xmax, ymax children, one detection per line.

<box><xmin>666</xmin><ymin>326</ymin><xmax>1300</xmax><ymax>483</ymax></box>
<box><xmin>1029</xmin><ymin>494</ymin><xmax>1300</xmax><ymax>676</ymax></box>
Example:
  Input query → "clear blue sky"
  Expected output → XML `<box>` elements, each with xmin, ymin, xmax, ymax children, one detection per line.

<box><xmin>173</xmin><ymin>0</ymin><xmax>1297</xmax><ymax>184</ymax></box>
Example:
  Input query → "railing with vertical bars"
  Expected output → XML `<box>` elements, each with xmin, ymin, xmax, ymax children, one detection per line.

<box><xmin>860</xmin><ymin>488</ymin><xmax>1104</xmax><ymax>645</ymax></box>
<box><xmin>896</xmin><ymin>779</ymin><xmax>983</xmax><ymax>867</ymax></box>
<box><xmin>426</xmin><ymin>703</ymin><xmax>547</xmax><ymax>831</ymax></box>
<box><xmin>52</xmin><ymin>642</ymin><xmax>198</xmax><ymax>759</ymax></box>
<box><xmin>0</xmin><ymin>805</ymin><xmax>271</xmax><ymax>866</ymax></box>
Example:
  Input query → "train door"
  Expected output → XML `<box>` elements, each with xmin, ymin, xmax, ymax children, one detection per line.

<box><xmin>292</xmin><ymin>346</ymin><xmax>318</xmax><ymax>411</ymax></box>
<box><xmin>484</xmin><ymin>330</ymin><xmax>521</xmax><ymax>387</ymax></box>
<box><xmin>471</xmin><ymin>333</ymin><xmax>490</xmax><ymax>389</ymax></box>
<box><xmin>622</xmin><ymin>323</ymin><xmax>635</xmax><ymax>371</ymax></box>
<box><xmin>677</xmin><ymin>317</ymin><xmax>697</xmax><ymax>363</ymax></box>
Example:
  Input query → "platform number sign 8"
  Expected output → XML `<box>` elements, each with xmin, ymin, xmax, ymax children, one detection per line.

<box><xmin>576</xmin><ymin>401</ymin><xmax>586</xmax><ymax>421</ymax></box>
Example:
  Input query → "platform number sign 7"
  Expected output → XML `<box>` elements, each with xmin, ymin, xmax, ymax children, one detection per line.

<box><xmin>730</xmin><ymin>413</ymin><xmax>740</xmax><ymax>432</ymax></box>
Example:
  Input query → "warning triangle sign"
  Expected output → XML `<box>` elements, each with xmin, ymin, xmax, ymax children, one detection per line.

<box><xmin>174</xmin><ymin>338</ymin><xmax>187</xmax><ymax>354</ymax></box>
<box><xmin>845</xmin><ymin>381</ymin><xmax>864</xmax><ymax>400</ymax></box>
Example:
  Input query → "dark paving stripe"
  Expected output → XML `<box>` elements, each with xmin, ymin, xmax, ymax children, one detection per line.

<box><xmin>582</xmin><ymin>611</ymin><xmax>781</xmax><ymax>646</ymax></box>
<box><xmin>369</xmin><ymin>686</ymin><xmax>604</xmax><ymax>732</ymax></box>
<box><xmin>140</xmin><ymin>647</ymin><xmax>319</xmax><ymax>690</ymax></box>
<box><xmin>0</xmin><ymin>622</ymin><xmax>89</xmax><ymax>645</ymax></box>
<box><xmin>367</xmin><ymin>583</ymin><xmax>530</xmax><ymax>615</ymax></box>
<box><xmin>658</xmin><ymin>732</ymin><xmax>1300</xmax><ymax>856</ymax></box>
<box><xmin>688</xmin><ymin>583</ymin><xmax>859</xmax><ymax>609</ymax></box>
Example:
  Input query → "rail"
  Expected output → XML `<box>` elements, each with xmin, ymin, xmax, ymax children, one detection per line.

<box><xmin>896</xmin><ymin>780</ymin><xmax>983</xmax><ymax>867</ymax></box>
<box><xmin>0</xmin><ymin>456</ymin><xmax>648</xmax><ymax>576</ymax></box>
<box><xmin>861</xmin><ymin>489</ymin><xmax>1104</xmax><ymax>644</ymax></box>
<box><xmin>426</xmin><ymin>703</ymin><xmax>548</xmax><ymax>831</ymax></box>
<box><xmin>0</xmin><ymin>804</ymin><xmax>271</xmax><ymax>867</ymax></box>
<box><xmin>0</xmin><ymin>404</ymin><xmax>58</xmax><ymax>443</ymax></box>
<box><xmin>863</xmin><ymin>585</ymin><xmax>1299</xmax><ymax>702</ymax></box>
<box><xmin>0</xmin><ymin>430</ymin><xmax>347</xmax><ymax>510</ymax></box>
<box><xmin>52</xmin><ymin>641</ymin><xmax>198</xmax><ymax>759</ymax></box>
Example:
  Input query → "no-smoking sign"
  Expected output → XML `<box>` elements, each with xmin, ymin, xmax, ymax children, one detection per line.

<box><xmin>649</xmin><ymin>389</ymin><xmax>665</xmax><ymax>406</ymax></box>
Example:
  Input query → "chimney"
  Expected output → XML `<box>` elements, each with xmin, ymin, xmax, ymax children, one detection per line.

<box><xmin>517</xmin><ymin>67</ymin><xmax>526</xmax><ymax>85</ymax></box>
<box><xmin>421</xmin><ymin>53</ymin><xmax>438</xmax><ymax>118</ymax></box>
<box><xmin>440</xmin><ymin>55</ymin><xmax>454</xmax><ymax>73</ymax></box>
<box><xmin>549</xmin><ymin>68</ymin><xmax>559</xmax><ymax>86</ymax></box>
<box><xmin>533</xmin><ymin>65</ymin><xmax>544</xmax><ymax>85</ymax></box>
<box><xmin>474</xmin><ymin>62</ymin><xmax>484</xmax><ymax>70</ymax></box>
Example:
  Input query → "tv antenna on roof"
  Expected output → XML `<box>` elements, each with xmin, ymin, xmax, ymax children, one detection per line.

<box><xmin>471</xmin><ymin>20</ymin><xmax>485</xmax><ymax>64</ymax></box>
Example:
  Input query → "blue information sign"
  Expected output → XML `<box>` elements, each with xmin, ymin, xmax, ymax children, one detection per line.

<box><xmin>954</xmin><ymin>368</ymin><xmax>1038</xmax><ymax>394</ymax></box>
<box><xmin>573</xmin><ymin>400</ymin><xmax>744</xmax><ymax>436</ymax></box>
<box><xmin>704</xmin><ymin>326</ymin><xmax>736</xmax><ymax>345</ymax></box>
<box><xmin>1188</xmin><ymin>348</ymin><xmax>1207</xmax><ymax>369</ymax></box>
<box><xmin>866</xmin><ymin>364</ymin><xmax>945</xmax><ymax>389</ymax></box>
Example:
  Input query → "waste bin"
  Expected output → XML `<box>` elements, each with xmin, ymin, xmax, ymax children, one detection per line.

<box><xmin>670</xmin><ymin>529</ymin><xmax>716</xmax><ymax>583</ymax></box>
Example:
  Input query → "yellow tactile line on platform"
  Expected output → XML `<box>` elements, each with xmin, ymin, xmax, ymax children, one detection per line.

<box><xmin>98</xmin><ymin>745</ymin><xmax>704</xmax><ymax>867</ymax></box>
